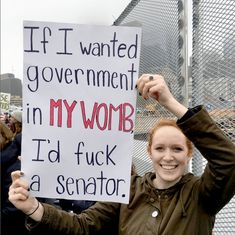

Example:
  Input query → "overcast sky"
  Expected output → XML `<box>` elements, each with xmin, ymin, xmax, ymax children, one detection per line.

<box><xmin>1</xmin><ymin>0</ymin><xmax>131</xmax><ymax>79</ymax></box>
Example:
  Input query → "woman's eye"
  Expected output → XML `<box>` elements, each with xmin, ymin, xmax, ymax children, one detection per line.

<box><xmin>155</xmin><ymin>147</ymin><xmax>164</xmax><ymax>151</ymax></box>
<box><xmin>173</xmin><ymin>147</ymin><xmax>183</xmax><ymax>152</ymax></box>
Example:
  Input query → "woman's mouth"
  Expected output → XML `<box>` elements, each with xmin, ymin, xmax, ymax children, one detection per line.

<box><xmin>161</xmin><ymin>164</ymin><xmax>177</xmax><ymax>170</ymax></box>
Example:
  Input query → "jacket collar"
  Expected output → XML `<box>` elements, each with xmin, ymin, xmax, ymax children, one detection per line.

<box><xmin>144</xmin><ymin>172</ymin><xmax>194</xmax><ymax>194</ymax></box>
<box><xmin>143</xmin><ymin>172</ymin><xmax>195</xmax><ymax>217</ymax></box>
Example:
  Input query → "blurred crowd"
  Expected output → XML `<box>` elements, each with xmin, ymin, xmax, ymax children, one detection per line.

<box><xmin>1</xmin><ymin>110</ymin><xmax>25</xmax><ymax>234</ymax></box>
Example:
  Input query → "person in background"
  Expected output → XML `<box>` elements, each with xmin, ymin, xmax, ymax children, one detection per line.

<box><xmin>0</xmin><ymin>120</ymin><xmax>13</xmax><ymax>149</ymax></box>
<box><xmin>0</xmin><ymin>121</ymin><xmax>28</xmax><ymax>235</ymax></box>
<box><xmin>8</xmin><ymin>74</ymin><xmax>235</xmax><ymax>235</ymax></box>
<box><xmin>0</xmin><ymin>112</ymin><xmax>10</xmax><ymax>125</ymax></box>
<box><xmin>8</xmin><ymin>111</ymin><xmax>22</xmax><ymax>139</ymax></box>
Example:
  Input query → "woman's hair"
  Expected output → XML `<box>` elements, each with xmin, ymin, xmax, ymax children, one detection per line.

<box><xmin>11</xmin><ymin>121</ymin><xmax>22</xmax><ymax>139</ymax></box>
<box><xmin>8</xmin><ymin>117</ymin><xmax>22</xmax><ymax>139</ymax></box>
<box><xmin>0</xmin><ymin>121</ymin><xmax>13</xmax><ymax>150</ymax></box>
<box><xmin>147</xmin><ymin>119</ymin><xmax>193</xmax><ymax>157</ymax></box>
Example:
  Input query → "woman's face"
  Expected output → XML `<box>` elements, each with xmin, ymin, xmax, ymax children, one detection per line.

<box><xmin>149</xmin><ymin>125</ymin><xmax>190</xmax><ymax>189</ymax></box>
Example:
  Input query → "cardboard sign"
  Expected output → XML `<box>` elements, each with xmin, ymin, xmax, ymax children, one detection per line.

<box><xmin>0</xmin><ymin>92</ymin><xmax>11</xmax><ymax>113</ymax></box>
<box><xmin>22</xmin><ymin>20</ymin><xmax>141</xmax><ymax>203</ymax></box>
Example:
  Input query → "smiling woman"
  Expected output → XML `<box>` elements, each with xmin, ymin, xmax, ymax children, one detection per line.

<box><xmin>147</xmin><ymin>119</ymin><xmax>193</xmax><ymax>189</ymax></box>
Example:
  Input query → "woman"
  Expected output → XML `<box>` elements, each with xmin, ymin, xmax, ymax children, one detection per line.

<box><xmin>8</xmin><ymin>111</ymin><xmax>22</xmax><ymax>139</ymax></box>
<box><xmin>0</xmin><ymin>120</ymin><xmax>13</xmax><ymax>149</ymax></box>
<box><xmin>8</xmin><ymin>74</ymin><xmax>235</xmax><ymax>234</ymax></box>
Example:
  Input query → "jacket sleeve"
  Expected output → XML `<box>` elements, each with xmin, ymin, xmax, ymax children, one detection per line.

<box><xmin>177</xmin><ymin>105</ymin><xmax>235</xmax><ymax>214</ymax></box>
<box><xmin>29</xmin><ymin>201</ymin><xmax>120</xmax><ymax>235</ymax></box>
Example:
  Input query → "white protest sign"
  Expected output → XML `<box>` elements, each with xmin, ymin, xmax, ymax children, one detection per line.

<box><xmin>22</xmin><ymin>20</ymin><xmax>141</xmax><ymax>204</ymax></box>
<box><xmin>0</xmin><ymin>92</ymin><xmax>11</xmax><ymax>113</ymax></box>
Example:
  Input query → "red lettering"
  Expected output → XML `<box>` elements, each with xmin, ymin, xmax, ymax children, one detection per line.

<box><xmin>63</xmin><ymin>100</ymin><xmax>77</xmax><ymax>128</ymax></box>
<box><xmin>50</xmin><ymin>99</ymin><xmax>62</xmax><ymax>127</ymax></box>
<box><xmin>108</xmin><ymin>104</ymin><xmax>122</xmax><ymax>130</ymax></box>
<box><xmin>80</xmin><ymin>101</ymin><xmax>134</xmax><ymax>132</ymax></box>
<box><xmin>96</xmin><ymin>103</ymin><xmax>108</xmax><ymax>130</ymax></box>
<box><xmin>122</xmin><ymin>103</ymin><xmax>134</xmax><ymax>132</ymax></box>
<box><xmin>80</xmin><ymin>101</ymin><xmax>97</xmax><ymax>129</ymax></box>
<box><xmin>50</xmin><ymin>99</ymin><xmax>77</xmax><ymax>128</ymax></box>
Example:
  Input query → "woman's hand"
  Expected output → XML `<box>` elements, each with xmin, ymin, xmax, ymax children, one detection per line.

<box><xmin>136</xmin><ymin>74</ymin><xmax>188</xmax><ymax>118</ymax></box>
<box><xmin>136</xmin><ymin>74</ymin><xmax>174</xmax><ymax>104</ymax></box>
<box><xmin>9</xmin><ymin>171</ymin><xmax>43</xmax><ymax>221</ymax></box>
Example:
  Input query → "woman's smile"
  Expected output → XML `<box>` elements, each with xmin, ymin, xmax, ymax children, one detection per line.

<box><xmin>149</xmin><ymin>125</ymin><xmax>190</xmax><ymax>189</ymax></box>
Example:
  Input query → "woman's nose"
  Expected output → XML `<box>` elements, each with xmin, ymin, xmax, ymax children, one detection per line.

<box><xmin>162</xmin><ymin>149</ymin><xmax>174</xmax><ymax>161</ymax></box>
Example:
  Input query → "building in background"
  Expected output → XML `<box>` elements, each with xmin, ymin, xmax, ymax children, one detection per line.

<box><xmin>0</xmin><ymin>73</ymin><xmax>22</xmax><ymax>111</ymax></box>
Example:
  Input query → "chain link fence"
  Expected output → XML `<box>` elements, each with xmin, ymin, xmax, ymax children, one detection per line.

<box><xmin>192</xmin><ymin>0</ymin><xmax>235</xmax><ymax>234</ymax></box>
<box><xmin>114</xmin><ymin>0</ymin><xmax>235</xmax><ymax>234</ymax></box>
<box><xmin>114</xmin><ymin>0</ymin><xmax>187</xmax><ymax>175</ymax></box>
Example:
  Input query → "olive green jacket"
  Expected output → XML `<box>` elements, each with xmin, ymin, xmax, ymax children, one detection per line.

<box><xmin>31</xmin><ymin>106</ymin><xmax>235</xmax><ymax>235</ymax></box>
